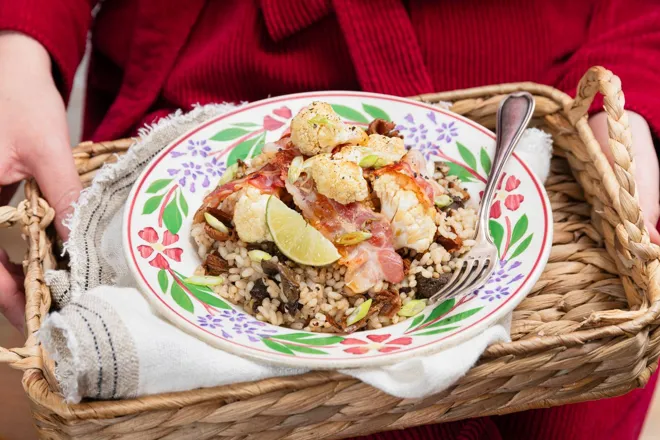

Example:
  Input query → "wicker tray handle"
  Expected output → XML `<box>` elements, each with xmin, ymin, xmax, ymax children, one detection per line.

<box><xmin>0</xmin><ymin>69</ymin><xmax>657</xmax><ymax>373</ymax></box>
<box><xmin>566</xmin><ymin>67</ymin><xmax>660</xmax><ymax>306</ymax></box>
<box><xmin>0</xmin><ymin>183</ymin><xmax>55</xmax><ymax>370</ymax></box>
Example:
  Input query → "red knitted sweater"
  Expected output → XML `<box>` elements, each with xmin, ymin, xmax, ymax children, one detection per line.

<box><xmin>1</xmin><ymin>2</ymin><xmax>659</xmax><ymax>439</ymax></box>
<box><xmin>0</xmin><ymin>0</ymin><xmax>658</xmax><ymax>143</ymax></box>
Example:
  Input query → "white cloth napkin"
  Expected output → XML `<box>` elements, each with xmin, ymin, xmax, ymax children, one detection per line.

<box><xmin>39</xmin><ymin>103</ymin><xmax>552</xmax><ymax>403</ymax></box>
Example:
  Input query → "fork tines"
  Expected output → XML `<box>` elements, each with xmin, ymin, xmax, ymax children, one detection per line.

<box><xmin>429</xmin><ymin>257</ymin><xmax>494</xmax><ymax>304</ymax></box>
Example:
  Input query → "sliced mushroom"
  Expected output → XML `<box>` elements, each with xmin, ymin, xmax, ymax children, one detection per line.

<box><xmin>323</xmin><ymin>298</ymin><xmax>384</xmax><ymax>334</ymax></box>
<box><xmin>436</xmin><ymin>233</ymin><xmax>463</xmax><ymax>252</ymax></box>
<box><xmin>342</xmin><ymin>302</ymin><xmax>382</xmax><ymax>333</ymax></box>
<box><xmin>194</xmin><ymin>205</ymin><xmax>233</xmax><ymax>225</ymax></box>
<box><xmin>204</xmin><ymin>223</ymin><xmax>232</xmax><ymax>242</ymax></box>
<box><xmin>374</xmin><ymin>290</ymin><xmax>402</xmax><ymax>318</ymax></box>
<box><xmin>366</xmin><ymin>118</ymin><xmax>402</xmax><ymax>138</ymax></box>
<box><xmin>207</xmin><ymin>207</ymin><xmax>233</xmax><ymax>225</ymax></box>
<box><xmin>247</xmin><ymin>242</ymin><xmax>286</xmax><ymax>261</ymax></box>
<box><xmin>415</xmin><ymin>272</ymin><xmax>452</xmax><ymax>299</ymax></box>
<box><xmin>260</xmin><ymin>260</ymin><xmax>300</xmax><ymax>314</ymax></box>
<box><xmin>249</xmin><ymin>279</ymin><xmax>270</xmax><ymax>311</ymax></box>
<box><xmin>261</xmin><ymin>260</ymin><xmax>280</xmax><ymax>277</ymax></box>
<box><xmin>203</xmin><ymin>251</ymin><xmax>229</xmax><ymax>276</ymax></box>
<box><xmin>193</xmin><ymin>205</ymin><xmax>207</xmax><ymax>224</ymax></box>
<box><xmin>402</xmin><ymin>258</ymin><xmax>412</xmax><ymax>274</ymax></box>
<box><xmin>448</xmin><ymin>181</ymin><xmax>470</xmax><ymax>202</ymax></box>
<box><xmin>436</xmin><ymin>225</ymin><xmax>464</xmax><ymax>253</ymax></box>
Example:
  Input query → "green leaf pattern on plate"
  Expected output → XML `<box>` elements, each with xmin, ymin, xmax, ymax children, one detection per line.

<box><xmin>163</xmin><ymin>198</ymin><xmax>183</xmax><ymax>235</ymax></box>
<box><xmin>132</xmin><ymin>97</ymin><xmax>544</xmax><ymax>360</ymax></box>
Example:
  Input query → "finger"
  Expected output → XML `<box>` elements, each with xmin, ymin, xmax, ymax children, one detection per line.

<box><xmin>28</xmin><ymin>142</ymin><xmax>81</xmax><ymax>241</ymax></box>
<box><xmin>0</xmin><ymin>250</ymin><xmax>25</xmax><ymax>332</ymax></box>
<box><xmin>0</xmin><ymin>248</ymin><xmax>22</xmax><ymax>277</ymax></box>
<box><xmin>645</xmin><ymin>219</ymin><xmax>660</xmax><ymax>246</ymax></box>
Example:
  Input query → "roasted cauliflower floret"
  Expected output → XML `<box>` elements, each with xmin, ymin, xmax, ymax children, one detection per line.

<box><xmin>307</xmin><ymin>154</ymin><xmax>369</xmax><ymax>204</ymax></box>
<box><xmin>373</xmin><ymin>172</ymin><xmax>436</xmax><ymax>252</ymax></box>
<box><xmin>334</xmin><ymin>134</ymin><xmax>406</xmax><ymax>167</ymax></box>
<box><xmin>290</xmin><ymin>102</ymin><xmax>368</xmax><ymax>156</ymax></box>
<box><xmin>233</xmin><ymin>187</ymin><xmax>272</xmax><ymax>243</ymax></box>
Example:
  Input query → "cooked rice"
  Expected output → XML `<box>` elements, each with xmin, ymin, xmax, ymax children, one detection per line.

<box><xmin>192</xmin><ymin>163</ymin><xmax>476</xmax><ymax>332</ymax></box>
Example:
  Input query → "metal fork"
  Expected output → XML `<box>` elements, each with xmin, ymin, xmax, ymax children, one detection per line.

<box><xmin>429</xmin><ymin>92</ymin><xmax>535</xmax><ymax>304</ymax></box>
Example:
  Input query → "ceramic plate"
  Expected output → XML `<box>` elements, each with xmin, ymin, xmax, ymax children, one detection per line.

<box><xmin>123</xmin><ymin>92</ymin><xmax>552</xmax><ymax>368</ymax></box>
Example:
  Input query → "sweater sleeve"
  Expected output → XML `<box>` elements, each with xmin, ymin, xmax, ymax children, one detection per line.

<box><xmin>550</xmin><ymin>0</ymin><xmax>660</xmax><ymax>137</ymax></box>
<box><xmin>0</xmin><ymin>0</ymin><xmax>95</xmax><ymax>101</ymax></box>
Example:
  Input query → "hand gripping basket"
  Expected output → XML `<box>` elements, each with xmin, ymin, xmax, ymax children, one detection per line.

<box><xmin>1</xmin><ymin>66</ymin><xmax>659</xmax><ymax>440</ymax></box>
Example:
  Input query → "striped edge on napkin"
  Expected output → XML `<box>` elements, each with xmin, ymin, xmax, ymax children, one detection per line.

<box><xmin>40</xmin><ymin>103</ymin><xmax>552</xmax><ymax>403</ymax></box>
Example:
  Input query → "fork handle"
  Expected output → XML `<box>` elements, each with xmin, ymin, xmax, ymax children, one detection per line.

<box><xmin>475</xmin><ymin>92</ymin><xmax>535</xmax><ymax>241</ymax></box>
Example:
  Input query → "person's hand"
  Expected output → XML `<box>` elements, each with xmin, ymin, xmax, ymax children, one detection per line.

<box><xmin>0</xmin><ymin>32</ymin><xmax>82</xmax><ymax>332</ymax></box>
<box><xmin>589</xmin><ymin>111</ymin><xmax>660</xmax><ymax>244</ymax></box>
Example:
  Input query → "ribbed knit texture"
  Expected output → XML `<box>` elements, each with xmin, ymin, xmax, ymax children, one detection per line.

<box><xmin>1</xmin><ymin>1</ymin><xmax>659</xmax><ymax>438</ymax></box>
<box><xmin>2</xmin><ymin>0</ymin><xmax>657</xmax><ymax>141</ymax></box>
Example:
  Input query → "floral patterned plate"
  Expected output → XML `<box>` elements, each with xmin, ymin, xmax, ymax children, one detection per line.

<box><xmin>123</xmin><ymin>92</ymin><xmax>552</xmax><ymax>368</ymax></box>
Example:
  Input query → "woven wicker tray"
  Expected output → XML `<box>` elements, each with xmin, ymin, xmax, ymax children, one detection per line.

<box><xmin>1</xmin><ymin>66</ymin><xmax>659</xmax><ymax>440</ymax></box>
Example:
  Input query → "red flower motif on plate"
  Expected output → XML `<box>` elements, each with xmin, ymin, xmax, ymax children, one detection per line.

<box><xmin>487</xmin><ymin>173</ymin><xmax>525</xmax><ymax>219</ymax></box>
<box><xmin>137</xmin><ymin>227</ymin><xmax>183</xmax><ymax>270</ymax></box>
<box><xmin>263</xmin><ymin>106</ymin><xmax>293</xmax><ymax>131</ymax></box>
<box><xmin>340</xmin><ymin>334</ymin><xmax>413</xmax><ymax>355</ymax></box>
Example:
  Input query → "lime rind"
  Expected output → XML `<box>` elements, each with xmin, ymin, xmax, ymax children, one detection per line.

<box><xmin>265</xmin><ymin>196</ymin><xmax>340</xmax><ymax>266</ymax></box>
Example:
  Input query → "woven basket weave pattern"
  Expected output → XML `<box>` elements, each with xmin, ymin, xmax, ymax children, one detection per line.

<box><xmin>0</xmin><ymin>67</ymin><xmax>658</xmax><ymax>440</ymax></box>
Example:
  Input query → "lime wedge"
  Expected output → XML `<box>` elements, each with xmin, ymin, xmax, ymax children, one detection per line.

<box><xmin>266</xmin><ymin>196</ymin><xmax>340</xmax><ymax>266</ymax></box>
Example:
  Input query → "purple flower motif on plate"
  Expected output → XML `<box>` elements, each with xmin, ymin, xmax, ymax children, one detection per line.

<box><xmin>487</xmin><ymin>260</ymin><xmax>522</xmax><ymax>284</ymax></box>
<box><xmin>232</xmin><ymin>319</ymin><xmax>277</xmax><ymax>342</ymax></box>
<box><xmin>167</xmin><ymin>161</ymin><xmax>210</xmax><ymax>193</ymax></box>
<box><xmin>219</xmin><ymin>308</ymin><xmax>249</xmax><ymax>323</ymax></box>
<box><xmin>396</xmin><ymin>112</ymin><xmax>461</xmax><ymax>160</ymax></box>
<box><xmin>396</xmin><ymin>114</ymin><xmax>427</xmax><ymax>145</ymax></box>
<box><xmin>481</xmin><ymin>285</ymin><xmax>511</xmax><ymax>302</ymax></box>
<box><xmin>205</xmin><ymin>156</ymin><xmax>226</xmax><ymax>180</ymax></box>
<box><xmin>436</xmin><ymin>121</ymin><xmax>459</xmax><ymax>144</ymax></box>
<box><xmin>197</xmin><ymin>314</ymin><xmax>223</xmax><ymax>329</ymax></box>
<box><xmin>474</xmin><ymin>260</ymin><xmax>523</xmax><ymax>300</ymax></box>
<box><xmin>171</xmin><ymin>139</ymin><xmax>211</xmax><ymax>158</ymax></box>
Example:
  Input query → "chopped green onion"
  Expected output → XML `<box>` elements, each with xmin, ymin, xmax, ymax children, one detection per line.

<box><xmin>335</xmin><ymin>231</ymin><xmax>373</xmax><ymax>246</ymax></box>
<box><xmin>287</xmin><ymin>156</ymin><xmax>305</xmax><ymax>183</ymax></box>
<box><xmin>359</xmin><ymin>154</ymin><xmax>379</xmax><ymax>168</ymax></box>
<box><xmin>184</xmin><ymin>275</ymin><xmax>224</xmax><ymax>286</ymax></box>
<box><xmin>397</xmin><ymin>299</ymin><xmax>427</xmax><ymax>317</ymax></box>
<box><xmin>218</xmin><ymin>163</ymin><xmax>238</xmax><ymax>186</ymax></box>
<box><xmin>308</xmin><ymin>115</ymin><xmax>331</xmax><ymax>127</ymax></box>
<box><xmin>359</xmin><ymin>154</ymin><xmax>387</xmax><ymax>169</ymax></box>
<box><xmin>248</xmin><ymin>250</ymin><xmax>272</xmax><ymax>262</ymax></box>
<box><xmin>346</xmin><ymin>299</ymin><xmax>372</xmax><ymax>326</ymax></box>
<box><xmin>434</xmin><ymin>194</ymin><xmax>453</xmax><ymax>208</ymax></box>
<box><xmin>204</xmin><ymin>212</ymin><xmax>229</xmax><ymax>234</ymax></box>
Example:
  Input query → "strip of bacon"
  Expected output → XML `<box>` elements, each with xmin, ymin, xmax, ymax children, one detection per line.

<box><xmin>285</xmin><ymin>178</ymin><xmax>404</xmax><ymax>294</ymax></box>
<box><xmin>194</xmin><ymin>146</ymin><xmax>299</xmax><ymax>223</ymax></box>
<box><xmin>373</xmin><ymin>150</ymin><xmax>444</xmax><ymax>207</ymax></box>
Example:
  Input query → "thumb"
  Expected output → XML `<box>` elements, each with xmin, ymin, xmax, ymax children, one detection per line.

<box><xmin>28</xmin><ymin>143</ymin><xmax>82</xmax><ymax>241</ymax></box>
<box><xmin>646</xmin><ymin>219</ymin><xmax>660</xmax><ymax>246</ymax></box>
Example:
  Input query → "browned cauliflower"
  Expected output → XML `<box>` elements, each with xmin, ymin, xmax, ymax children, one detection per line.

<box><xmin>306</xmin><ymin>154</ymin><xmax>369</xmax><ymax>204</ymax></box>
<box><xmin>233</xmin><ymin>187</ymin><xmax>272</xmax><ymax>243</ymax></box>
<box><xmin>290</xmin><ymin>102</ymin><xmax>368</xmax><ymax>155</ymax></box>
<box><xmin>334</xmin><ymin>133</ymin><xmax>406</xmax><ymax>167</ymax></box>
